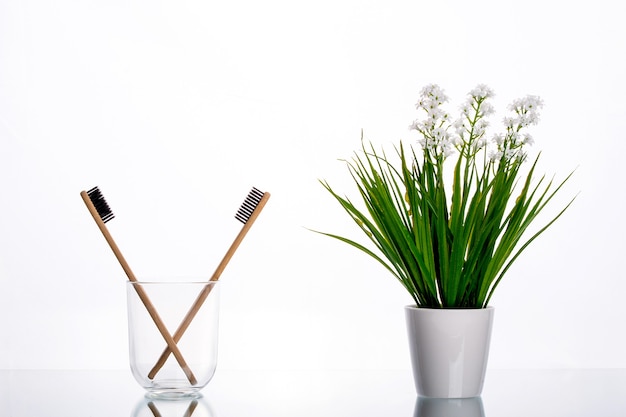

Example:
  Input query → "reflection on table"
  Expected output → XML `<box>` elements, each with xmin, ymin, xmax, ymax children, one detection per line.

<box><xmin>414</xmin><ymin>397</ymin><xmax>484</xmax><ymax>417</ymax></box>
<box><xmin>1</xmin><ymin>369</ymin><xmax>626</xmax><ymax>416</ymax></box>
<box><xmin>131</xmin><ymin>396</ymin><xmax>214</xmax><ymax>417</ymax></box>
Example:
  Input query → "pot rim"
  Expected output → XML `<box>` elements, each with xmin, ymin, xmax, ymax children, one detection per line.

<box><xmin>405</xmin><ymin>305</ymin><xmax>494</xmax><ymax>310</ymax></box>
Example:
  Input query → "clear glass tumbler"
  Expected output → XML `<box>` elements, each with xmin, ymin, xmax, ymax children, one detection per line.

<box><xmin>126</xmin><ymin>280</ymin><xmax>220</xmax><ymax>398</ymax></box>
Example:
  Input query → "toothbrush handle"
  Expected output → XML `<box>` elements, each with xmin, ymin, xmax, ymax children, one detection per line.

<box><xmin>148</xmin><ymin>192</ymin><xmax>270</xmax><ymax>379</ymax></box>
<box><xmin>148</xmin><ymin>281</ymin><xmax>217</xmax><ymax>379</ymax></box>
<box><xmin>81</xmin><ymin>191</ymin><xmax>197</xmax><ymax>385</ymax></box>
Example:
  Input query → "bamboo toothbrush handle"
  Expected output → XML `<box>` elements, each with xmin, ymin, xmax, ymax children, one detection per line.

<box><xmin>148</xmin><ymin>192</ymin><xmax>270</xmax><ymax>379</ymax></box>
<box><xmin>81</xmin><ymin>191</ymin><xmax>197</xmax><ymax>385</ymax></box>
<box><xmin>148</xmin><ymin>281</ymin><xmax>215</xmax><ymax>379</ymax></box>
<box><xmin>130</xmin><ymin>283</ymin><xmax>198</xmax><ymax>385</ymax></box>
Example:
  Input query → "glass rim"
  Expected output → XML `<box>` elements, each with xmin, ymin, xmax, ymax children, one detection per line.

<box><xmin>127</xmin><ymin>280</ymin><xmax>220</xmax><ymax>285</ymax></box>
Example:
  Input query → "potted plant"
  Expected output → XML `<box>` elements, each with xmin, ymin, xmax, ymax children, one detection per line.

<box><xmin>315</xmin><ymin>84</ymin><xmax>575</xmax><ymax>398</ymax></box>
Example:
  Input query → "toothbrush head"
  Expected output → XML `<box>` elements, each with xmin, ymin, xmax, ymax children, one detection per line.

<box><xmin>86</xmin><ymin>186</ymin><xmax>115</xmax><ymax>223</ymax></box>
<box><xmin>235</xmin><ymin>187</ymin><xmax>266</xmax><ymax>224</ymax></box>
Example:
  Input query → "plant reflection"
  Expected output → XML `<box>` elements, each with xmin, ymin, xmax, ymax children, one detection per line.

<box><xmin>414</xmin><ymin>396</ymin><xmax>485</xmax><ymax>417</ymax></box>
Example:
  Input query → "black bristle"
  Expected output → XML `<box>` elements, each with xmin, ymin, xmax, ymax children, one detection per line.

<box><xmin>87</xmin><ymin>186</ymin><xmax>115</xmax><ymax>223</ymax></box>
<box><xmin>235</xmin><ymin>187</ymin><xmax>264</xmax><ymax>224</ymax></box>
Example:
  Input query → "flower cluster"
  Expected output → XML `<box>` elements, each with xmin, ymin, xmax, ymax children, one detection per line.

<box><xmin>493</xmin><ymin>95</ymin><xmax>544</xmax><ymax>161</ymax></box>
<box><xmin>409</xmin><ymin>84</ymin><xmax>454</xmax><ymax>158</ymax></box>
<box><xmin>455</xmin><ymin>84</ymin><xmax>495</xmax><ymax>155</ymax></box>
<box><xmin>409</xmin><ymin>84</ymin><xmax>542</xmax><ymax>165</ymax></box>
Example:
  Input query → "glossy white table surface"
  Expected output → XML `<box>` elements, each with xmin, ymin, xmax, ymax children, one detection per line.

<box><xmin>1</xmin><ymin>368</ymin><xmax>626</xmax><ymax>416</ymax></box>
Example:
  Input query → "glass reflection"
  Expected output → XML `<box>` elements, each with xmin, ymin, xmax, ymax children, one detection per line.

<box><xmin>414</xmin><ymin>396</ymin><xmax>485</xmax><ymax>417</ymax></box>
<box><xmin>131</xmin><ymin>395</ymin><xmax>214</xmax><ymax>417</ymax></box>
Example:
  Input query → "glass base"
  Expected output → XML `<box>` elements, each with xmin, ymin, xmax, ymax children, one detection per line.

<box><xmin>144</xmin><ymin>381</ymin><xmax>203</xmax><ymax>400</ymax></box>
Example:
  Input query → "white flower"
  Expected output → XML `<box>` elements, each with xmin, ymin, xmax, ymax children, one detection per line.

<box><xmin>423</xmin><ymin>118</ymin><xmax>436</xmax><ymax>131</ymax></box>
<box><xmin>508</xmin><ymin>95</ymin><xmax>543</xmax><ymax>125</ymax></box>
<box><xmin>442</xmin><ymin>144</ymin><xmax>456</xmax><ymax>158</ymax></box>
<box><xmin>492</xmin><ymin>133</ymin><xmax>504</xmax><ymax>145</ymax></box>
<box><xmin>523</xmin><ymin>133</ymin><xmax>534</xmax><ymax>146</ymax></box>
<box><xmin>479</xmin><ymin>101</ymin><xmax>495</xmax><ymax>117</ymax></box>
<box><xmin>420</xmin><ymin>84</ymin><xmax>449</xmax><ymax>105</ymax></box>
<box><xmin>470</xmin><ymin>84</ymin><xmax>495</xmax><ymax>99</ymax></box>
<box><xmin>426</xmin><ymin>107</ymin><xmax>447</xmax><ymax>122</ymax></box>
<box><xmin>411</xmin><ymin>84</ymin><xmax>454</xmax><ymax>150</ymax></box>
<box><xmin>433</xmin><ymin>127</ymin><xmax>446</xmax><ymax>139</ymax></box>
<box><xmin>452</xmin><ymin>118</ymin><xmax>466</xmax><ymax>136</ymax></box>
<box><xmin>489</xmin><ymin>150</ymin><xmax>503</xmax><ymax>162</ymax></box>
<box><xmin>503</xmin><ymin>116</ymin><xmax>517</xmax><ymax>130</ymax></box>
<box><xmin>473</xmin><ymin>119</ymin><xmax>489</xmax><ymax>137</ymax></box>
<box><xmin>417</xmin><ymin>123</ymin><xmax>456</xmax><ymax>159</ymax></box>
<box><xmin>460</xmin><ymin>103</ymin><xmax>472</xmax><ymax>117</ymax></box>
<box><xmin>473</xmin><ymin>137</ymin><xmax>487</xmax><ymax>151</ymax></box>
<box><xmin>519</xmin><ymin>111</ymin><xmax>541</xmax><ymax>126</ymax></box>
<box><xmin>522</xmin><ymin>95</ymin><xmax>543</xmax><ymax>111</ymax></box>
<box><xmin>504</xmin><ymin>149</ymin><xmax>518</xmax><ymax>160</ymax></box>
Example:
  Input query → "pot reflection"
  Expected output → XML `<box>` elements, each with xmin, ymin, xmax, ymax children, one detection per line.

<box><xmin>414</xmin><ymin>396</ymin><xmax>485</xmax><ymax>417</ymax></box>
<box><xmin>131</xmin><ymin>395</ymin><xmax>214</xmax><ymax>417</ymax></box>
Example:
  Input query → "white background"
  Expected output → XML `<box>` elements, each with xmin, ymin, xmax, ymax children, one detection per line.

<box><xmin>1</xmin><ymin>0</ymin><xmax>624</xmax><ymax>371</ymax></box>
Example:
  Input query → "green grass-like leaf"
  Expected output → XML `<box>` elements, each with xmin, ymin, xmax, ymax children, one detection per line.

<box><xmin>313</xmin><ymin>89</ymin><xmax>575</xmax><ymax>308</ymax></box>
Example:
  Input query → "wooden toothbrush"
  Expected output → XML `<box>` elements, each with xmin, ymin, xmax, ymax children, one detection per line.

<box><xmin>81</xmin><ymin>186</ymin><xmax>197</xmax><ymax>385</ymax></box>
<box><xmin>148</xmin><ymin>187</ymin><xmax>270</xmax><ymax>379</ymax></box>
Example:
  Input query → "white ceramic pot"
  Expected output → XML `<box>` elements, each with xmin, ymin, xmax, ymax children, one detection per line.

<box><xmin>405</xmin><ymin>306</ymin><xmax>494</xmax><ymax>398</ymax></box>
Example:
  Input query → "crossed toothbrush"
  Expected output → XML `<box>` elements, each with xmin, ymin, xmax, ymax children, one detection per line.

<box><xmin>81</xmin><ymin>186</ymin><xmax>270</xmax><ymax>383</ymax></box>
